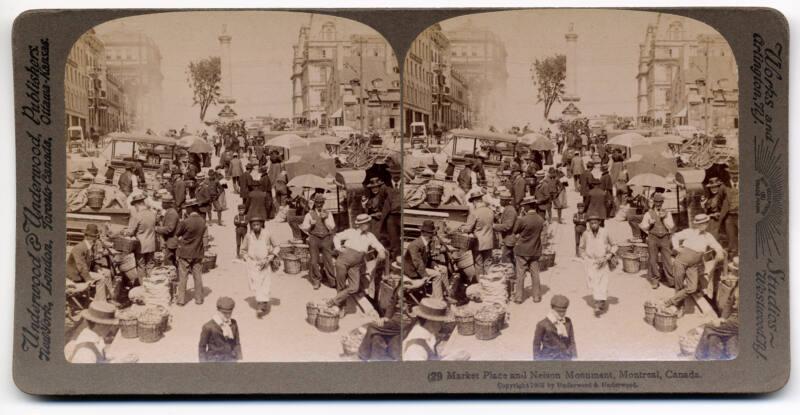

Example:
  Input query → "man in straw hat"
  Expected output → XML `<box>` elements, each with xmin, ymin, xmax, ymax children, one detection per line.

<box><xmin>639</xmin><ymin>192</ymin><xmax>676</xmax><ymax>289</ymax></box>
<box><xmin>198</xmin><ymin>296</ymin><xmax>242</xmax><ymax>362</ymax></box>
<box><xmin>329</xmin><ymin>214</ymin><xmax>387</xmax><ymax>317</ymax></box>
<box><xmin>663</xmin><ymin>214</ymin><xmax>726</xmax><ymax>317</ymax></box>
<box><xmin>579</xmin><ymin>214</ymin><xmax>617</xmax><ymax>316</ymax></box>
<box><xmin>67</xmin><ymin>223</ymin><xmax>113</xmax><ymax>303</ymax></box>
<box><xmin>65</xmin><ymin>301</ymin><xmax>120</xmax><ymax>363</ymax></box>
<box><xmin>460</xmin><ymin>188</ymin><xmax>495</xmax><ymax>277</ymax></box>
<box><xmin>174</xmin><ymin>198</ymin><xmax>208</xmax><ymax>306</ymax></box>
<box><xmin>403</xmin><ymin>220</ymin><xmax>449</xmax><ymax>302</ymax></box>
<box><xmin>300</xmin><ymin>194</ymin><xmax>337</xmax><ymax>290</ymax></box>
<box><xmin>403</xmin><ymin>298</ymin><xmax>468</xmax><ymax>361</ymax></box>
<box><xmin>533</xmin><ymin>294</ymin><xmax>577</xmax><ymax>361</ymax></box>
<box><xmin>512</xmin><ymin>198</ymin><xmax>545</xmax><ymax>303</ymax></box>
<box><xmin>125</xmin><ymin>192</ymin><xmax>158</xmax><ymax>270</ymax></box>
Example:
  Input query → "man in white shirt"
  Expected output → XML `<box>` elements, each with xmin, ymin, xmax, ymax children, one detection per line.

<box><xmin>664</xmin><ymin>214</ymin><xmax>726</xmax><ymax>316</ymax></box>
<box><xmin>403</xmin><ymin>298</ymin><xmax>469</xmax><ymax>361</ymax></box>
<box><xmin>328</xmin><ymin>214</ymin><xmax>386</xmax><ymax>316</ymax></box>
<box><xmin>65</xmin><ymin>301</ymin><xmax>119</xmax><ymax>363</ymax></box>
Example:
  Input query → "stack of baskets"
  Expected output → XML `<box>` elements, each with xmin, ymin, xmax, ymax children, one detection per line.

<box><xmin>643</xmin><ymin>301</ymin><xmax>677</xmax><ymax>332</ymax></box>
<box><xmin>632</xmin><ymin>242</ymin><xmax>649</xmax><ymax>270</ymax></box>
<box><xmin>291</xmin><ymin>242</ymin><xmax>311</xmax><ymax>272</ymax></box>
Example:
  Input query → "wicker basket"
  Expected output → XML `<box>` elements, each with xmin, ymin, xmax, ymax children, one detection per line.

<box><xmin>475</xmin><ymin>311</ymin><xmax>499</xmax><ymax>340</ymax></box>
<box><xmin>292</xmin><ymin>244</ymin><xmax>310</xmax><ymax>271</ymax></box>
<box><xmin>621</xmin><ymin>252</ymin><xmax>641</xmax><ymax>274</ymax></box>
<box><xmin>643</xmin><ymin>301</ymin><xmax>658</xmax><ymax>325</ymax></box>
<box><xmin>138</xmin><ymin>321</ymin><xmax>162</xmax><ymax>343</ymax></box>
<box><xmin>278</xmin><ymin>244</ymin><xmax>294</xmax><ymax>259</ymax></box>
<box><xmin>654</xmin><ymin>310</ymin><xmax>678</xmax><ymax>332</ymax></box>
<box><xmin>316</xmin><ymin>308</ymin><xmax>340</xmax><ymax>333</ymax></box>
<box><xmin>119</xmin><ymin>316</ymin><xmax>139</xmax><ymax>339</ymax></box>
<box><xmin>633</xmin><ymin>242</ymin><xmax>649</xmax><ymax>269</ymax></box>
<box><xmin>306</xmin><ymin>302</ymin><xmax>320</xmax><ymax>326</ymax></box>
<box><xmin>202</xmin><ymin>253</ymin><xmax>217</xmax><ymax>273</ymax></box>
<box><xmin>113</xmin><ymin>236</ymin><xmax>140</xmax><ymax>254</ymax></box>
<box><xmin>425</xmin><ymin>184</ymin><xmax>444</xmax><ymax>206</ymax></box>
<box><xmin>541</xmin><ymin>251</ymin><xmax>556</xmax><ymax>268</ymax></box>
<box><xmin>450</xmin><ymin>233</ymin><xmax>474</xmax><ymax>250</ymax></box>
<box><xmin>283</xmin><ymin>254</ymin><xmax>302</xmax><ymax>275</ymax></box>
<box><xmin>454</xmin><ymin>308</ymin><xmax>475</xmax><ymax>336</ymax></box>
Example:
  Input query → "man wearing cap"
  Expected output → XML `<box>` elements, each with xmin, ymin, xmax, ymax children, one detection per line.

<box><xmin>174</xmin><ymin>200</ymin><xmax>208</xmax><ymax>306</ymax></box>
<box><xmin>199</xmin><ymin>296</ymin><xmax>242</xmax><ymax>362</ymax></box>
<box><xmin>330</xmin><ymin>214</ymin><xmax>387</xmax><ymax>316</ymax></box>
<box><xmin>663</xmin><ymin>214</ymin><xmax>726</xmax><ymax>316</ymax></box>
<box><xmin>300</xmin><ymin>194</ymin><xmax>337</xmax><ymax>289</ymax></box>
<box><xmin>580</xmin><ymin>215</ymin><xmax>617</xmax><ymax>316</ymax></box>
<box><xmin>493</xmin><ymin>192</ymin><xmax>518</xmax><ymax>267</ymax></box>
<box><xmin>241</xmin><ymin>216</ymin><xmax>280</xmax><ymax>317</ymax></box>
<box><xmin>126</xmin><ymin>193</ymin><xmax>157</xmax><ymax>270</ymax></box>
<box><xmin>640</xmin><ymin>193</ymin><xmax>676</xmax><ymax>289</ymax></box>
<box><xmin>533</xmin><ymin>294</ymin><xmax>577</xmax><ymax>361</ymax></box>
<box><xmin>66</xmin><ymin>224</ymin><xmax>113</xmax><ymax>302</ymax></box>
<box><xmin>403</xmin><ymin>220</ymin><xmax>449</xmax><ymax>302</ymax></box>
<box><xmin>65</xmin><ymin>301</ymin><xmax>120</xmax><ymax>363</ymax></box>
<box><xmin>512</xmin><ymin>199</ymin><xmax>546</xmax><ymax>303</ymax></box>
<box><xmin>117</xmin><ymin>163</ymin><xmax>135</xmax><ymax>196</ymax></box>
<box><xmin>460</xmin><ymin>189</ymin><xmax>495</xmax><ymax>277</ymax></box>
<box><xmin>155</xmin><ymin>194</ymin><xmax>180</xmax><ymax>269</ymax></box>
<box><xmin>403</xmin><ymin>298</ymin><xmax>468</xmax><ymax>361</ymax></box>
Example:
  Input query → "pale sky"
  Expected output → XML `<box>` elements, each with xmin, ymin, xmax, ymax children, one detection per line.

<box><xmin>95</xmin><ymin>11</ymin><xmax>379</xmax><ymax>130</ymax></box>
<box><xmin>440</xmin><ymin>9</ymin><xmax>724</xmax><ymax>130</ymax></box>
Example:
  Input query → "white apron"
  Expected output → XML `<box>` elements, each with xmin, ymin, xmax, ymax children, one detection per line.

<box><xmin>244</xmin><ymin>231</ymin><xmax>274</xmax><ymax>303</ymax></box>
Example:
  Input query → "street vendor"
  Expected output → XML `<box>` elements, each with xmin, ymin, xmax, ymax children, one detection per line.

<box><xmin>66</xmin><ymin>224</ymin><xmax>113</xmax><ymax>303</ymax></box>
<box><xmin>579</xmin><ymin>215</ymin><xmax>617</xmax><ymax>317</ymax></box>
<box><xmin>329</xmin><ymin>214</ymin><xmax>387</xmax><ymax>318</ymax></box>
<box><xmin>126</xmin><ymin>193</ymin><xmax>158</xmax><ymax>270</ymax></box>
<box><xmin>662</xmin><ymin>214</ymin><xmax>726</xmax><ymax>317</ymax></box>
<box><xmin>492</xmin><ymin>190</ymin><xmax>518</xmax><ymax>267</ymax></box>
<box><xmin>460</xmin><ymin>189</ymin><xmax>495</xmax><ymax>277</ymax></box>
<box><xmin>365</xmin><ymin>177</ymin><xmax>386</xmax><ymax>237</ymax></box>
<box><xmin>639</xmin><ymin>193</ymin><xmax>675</xmax><ymax>289</ymax></box>
<box><xmin>155</xmin><ymin>194</ymin><xmax>180</xmax><ymax>269</ymax></box>
<box><xmin>403</xmin><ymin>220</ymin><xmax>449</xmax><ymax>302</ymax></box>
<box><xmin>512</xmin><ymin>198</ymin><xmax>545</xmax><ymax>303</ymax></box>
<box><xmin>300</xmin><ymin>194</ymin><xmax>337</xmax><ymax>290</ymax></box>
<box><xmin>241</xmin><ymin>216</ymin><xmax>280</xmax><ymax>318</ymax></box>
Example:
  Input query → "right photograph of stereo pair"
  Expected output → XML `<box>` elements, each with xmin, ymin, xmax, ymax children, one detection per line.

<box><xmin>399</xmin><ymin>9</ymin><xmax>740</xmax><ymax>362</ymax></box>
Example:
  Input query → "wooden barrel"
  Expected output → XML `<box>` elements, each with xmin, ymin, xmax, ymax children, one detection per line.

<box><xmin>633</xmin><ymin>242</ymin><xmax>649</xmax><ymax>268</ymax></box>
<box><xmin>316</xmin><ymin>308</ymin><xmax>340</xmax><ymax>332</ymax></box>
<box><xmin>621</xmin><ymin>252</ymin><xmax>641</xmax><ymax>274</ymax></box>
<box><xmin>202</xmin><ymin>252</ymin><xmax>217</xmax><ymax>273</ymax></box>
<box><xmin>451</xmin><ymin>250</ymin><xmax>475</xmax><ymax>281</ymax></box>
<box><xmin>425</xmin><ymin>184</ymin><xmax>444</xmax><ymax>206</ymax></box>
<box><xmin>654</xmin><ymin>310</ymin><xmax>678</xmax><ymax>332</ymax></box>
<box><xmin>541</xmin><ymin>251</ymin><xmax>556</xmax><ymax>268</ymax></box>
<box><xmin>86</xmin><ymin>188</ymin><xmax>105</xmax><ymax>210</ymax></box>
<box><xmin>292</xmin><ymin>243</ymin><xmax>311</xmax><ymax>271</ymax></box>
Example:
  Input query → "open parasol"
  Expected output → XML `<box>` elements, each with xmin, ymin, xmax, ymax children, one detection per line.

<box><xmin>265</xmin><ymin>133</ymin><xmax>310</xmax><ymax>149</ymax></box>
<box><xmin>607</xmin><ymin>132</ymin><xmax>651</xmax><ymax>148</ymax></box>
<box><xmin>520</xmin><ymin>133</ymin><xmax>555</xmax><ymax>151</ymax></box>
<box><xmin>628</xmin><ymin>173</ymin><xmax>669</xmax><ymax>189</ymax></box>
<box><xmin>175</xmin><ymin>135</ymin><xmax>214</xmax><ymax>153</ymax></box>
<box><xmin>287</xmin><ymin>173</ymin><xmax>331</xmax><ymax>189</ymax></box>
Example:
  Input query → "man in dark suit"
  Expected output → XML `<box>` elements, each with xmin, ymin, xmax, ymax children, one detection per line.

<box><xmin>403</xmin><ymin>220</ymin><xmax>448</xmax><ymax>301</ymax></box>
<box><xmin>155</xmin><ymin>194</ymin><xmax>180</xmax><ymax>269</ymax></box>
<box><xmin>244</xmin><ymin>183</ymin><xmax>270</xmax><ymax>223</ymax></box>
<box><xmin>175</xmin><ymin>200</ymin><xmax>208</xmax><ymax>306</ymax></box>
<box><xmin>379</xmin><ymin>178</ymin><xmax>402</xmax><ymax>260</ymax></box>
<box><xmin>512</xmin><ymin>200</ymin><xmax>545</xmax><ymax>303</ymax></box>
<box><xmin>533</xmin><ymin>295</ymin><xmax>576</xmax><ymax>360</ymax></box>
<box><xmin>171</xmin><ymin>170</ymin><xmax>186</xmax><ymax>216</ymax></box>
<box><xmin>584</xmin><ymin>178</ymin><xmax>609</xmax><ymax>225</ymax></box>
<box><xmin>492</xmin><ymin>192</ymin><xmax>518</xmax><ymax>267</ymax></box>
<box><xmin>579</xmin><ymin>161</ymin><xmax>595</xmax><ymax>199</ymax></box>
<box><xmin>66</xmin><ymin>224</ymin><xmax>111</xmax><ymax>302</ymax></box>
<box><xmin>117</xmin><ymin>163</ymin><xmax>135</xmax><ymax>196</ymax></box>
<box><xmin>239</xmin><ymin>164</ymin><xmax>254</xmax><ymax>204</ymax></box>
<box><xmin>198</xmin><ymin>296</ymin><xmax>242</xmax><ymax>362</ymax></box>
<box><xmin>257</xmin><ymin>166</ymin><xmax>274</xmax><ymax>219</ymax></box>
<box><xmin>510</xmin><ymin>164</ymin><xmax>527</xmax><ymax>210</ymax></box>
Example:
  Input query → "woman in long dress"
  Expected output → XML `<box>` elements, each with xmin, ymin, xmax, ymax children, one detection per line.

<box><xmin>240</xmin><ymin>216</ymin><xmax>279</xmax><ymax>318</ymax></box>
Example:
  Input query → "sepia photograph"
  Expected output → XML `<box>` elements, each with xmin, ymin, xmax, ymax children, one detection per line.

<box><xmin>63</xmin><ymin>11</ymin><xmax>402</xmax><ymax>363</ymax></box>
<box><xmin>400</xmin><ymin>9</ymin><xmax>740</xmax><ymax>361</ymax></box>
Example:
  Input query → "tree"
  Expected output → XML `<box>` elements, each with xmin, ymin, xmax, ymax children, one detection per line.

<box><xmin>530</xmin><ymin>54</ymin><xmax>566</xmax><ymax>120</ymax></box>
<box><xmin>186</xmin><ymin>56</ymin><xmax>221</xmax><ymax>121</ymax></box>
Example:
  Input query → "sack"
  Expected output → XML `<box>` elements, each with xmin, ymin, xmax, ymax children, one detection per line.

<box><xmin>607</xmin><ymin>254</ymin><xmax>619</xmax><ymax>271</ymax></box>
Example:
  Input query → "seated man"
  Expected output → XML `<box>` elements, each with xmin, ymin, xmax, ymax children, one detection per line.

<box><xmin>66</xmin><ymin>224</ymin><xmax>113</xmax><ymax>303</ymax></box>
<box><xmin>329</xmin><ymin>214</ymin><xmax>387</xmax><ymax>317</ymax></box>
<box><xmin>402</xmin><ymin>220</ymin><xmax>450</xmax><ymax>303</ymax></box>
<box><xmin>403</xmin><ymin>298</ymin><xmax>469</xmax><ymax>361</ymax></box>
